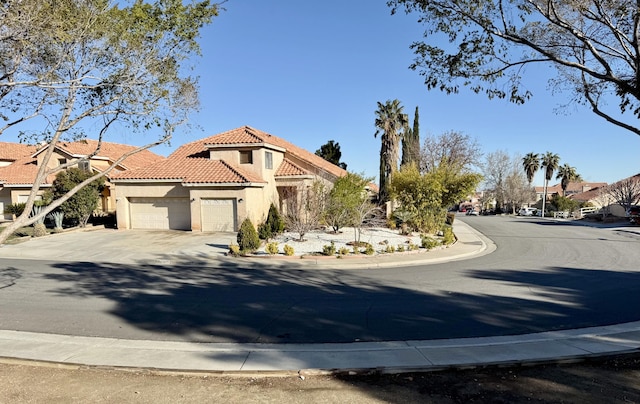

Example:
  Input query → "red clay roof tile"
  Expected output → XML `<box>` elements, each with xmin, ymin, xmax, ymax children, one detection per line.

<box><xmin>0</xmin><ymin>142</ymin><xmax>37</xmax><ymax>162</ymax></box>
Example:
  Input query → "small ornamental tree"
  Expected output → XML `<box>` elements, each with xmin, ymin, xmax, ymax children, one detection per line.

<box><xmin>51</xmin><ymin>167</ymin><xmax>105</xmax><ymax>227</ymax></box>
<box><xmin>237</xmin><ymin>218</ymin><xmax>260</xmax><ymax>253</ymax></box>
<box><xmin>324</xmin><ymin>172</ymin><xmax>373</xmax><ymax>233</ymax></box>
<box><xmin>283</xmin><ymin>180</ymin><xmax>326</xmax><ymax>241</ymax></box>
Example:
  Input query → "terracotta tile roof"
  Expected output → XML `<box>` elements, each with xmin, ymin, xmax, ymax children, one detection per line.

<box><xmin>275</xmin><ymin>158</ymin><xmax>309</xmax><ymax>177</ymax></box>
<box><xmin>0</xmin><ymin>140</ymin><xmax>164</xmax><ymax>186</ymax></box>
<box><xmin>0</xmin><ymin>156</ymin><xmax>55</xmax><ymax>185</ymax></box>
<box><xmin>119</xmin><ymin>126</ymin><xmax>348</xmax><ymax>185</ymax></box>
<box><xmin>111</xmin><ymin>158</ymin><xmax>265</xmax><ymax>184</ymax></box>
<box><xmin>536</xmin><ymin>182</ymin><xmax>608</xmax><ymax>194</ymax></box>
<box><xmin>571</xmin><ymin>174</ymin><xmax>640</xmax><ymax>202</ymax></box>
<box><xmin>0</xmin><ymin>142</ymin><xmax>37</xmax><ymax>161</ymax></box>
<box><xmin>39</xmin><ymin>139</ymin><xmax>164</xmax><ymax>170</ymax></box>
<box><xmin>203</xmin><ymin>126</ymin><xmax>348</xmax><ymax>179</ymax></box>
<box><xmin>570</xmin><ymin>187</ymin><xmax>605</xmax><ymax>202</ymax></box>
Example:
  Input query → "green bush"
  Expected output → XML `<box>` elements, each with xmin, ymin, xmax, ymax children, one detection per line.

<box><xmin>322</xmin><ymin>241</ymin><xmax>336</xmax><ymax>256</ymax></box>
<box><xmin>265</xmin><ymin>242</ymin><xmax>279</xmax><ymax>255</ymax></box>
<box><xmin>396</xmin><ymin>244</ymin><xmax>405</xmax><ymax>252</ymax></box>
<box><xmin>422</xmin><ymin>236</ymin><xmax>440</xmax><ymax>250</ymax></box>
<box><xmin>338</xmin><ymin>246</ymin><xmax>350</xmax><ymax>255</ymax></box>
<box><xmin>237</xmin><ymin>218</ymin><xmax>260</xmax><ymax>253</ymax></box>
<box><xmin>283</xmin><ymin>244</ymin><xmax>294</xmax><ymax>256</ymax></box>
<box><xmin>442</xmin><ymin>226</ymin><xmax>455</xmax><ymax>245</ymax></box>
<box><xmin>364</xmin><ymin>244</ymin><xmax>375</xmax><ymax>255</ymax></box>
<box><xmin>258</xmin><ymin>204</ymin><xmax>286</xmax><ymax>240</ymax></box>
<box><xmin>228</xmin><ymin>244</ymin><xmax>241</xmax><ymax>256</ymax></box>
<box><xmin>4</xmin><ymin>202</ymin><xmax>26</xmax><ymax>217</ymax></box>
<box><xmin>385</xmin><ymin>245</ymin><xmax>396</xmax><ymax>253</ymax></box>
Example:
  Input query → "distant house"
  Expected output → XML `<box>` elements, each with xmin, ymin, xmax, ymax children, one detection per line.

<box><xmin>0</xmin><ymin>140</ymin><xmax>164</xmax><ymax>220</ymax></box>
<box><xmin>110</xmin><ymin>126</ymin><xmax>349</xmax><ymax>232</ymax></box>
<box><xmin>571</xmin><ymin>174</ymin><xmax>640</xmax><ymax>217</ymax></box>
<box><xmin>534</xmin><ymin>181</ymin><xmax>608</xmax><ymax>202</ymax></box>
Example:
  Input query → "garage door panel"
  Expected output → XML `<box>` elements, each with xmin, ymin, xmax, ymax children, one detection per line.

<box><xmin>129</xmin><ymin>197</ymin><xmax>190</xmax><ymax>230</ymax></box>
<box><xmin>201</xmin><ymin>199</ymin><xmax>236</xmax><ymax>232</ymax></box>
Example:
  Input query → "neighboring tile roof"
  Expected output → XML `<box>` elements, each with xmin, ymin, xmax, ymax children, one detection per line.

<box><xmin>0</xmin><ymin>156</ymin><xmax>55</xmax><ymax>185</ymax></box>
<box><xmin>535</xmin><ymin>182</ymin><xmax>608</xmax><ymax>194</ymax></box>
<box><xmin>42</xmin><ymin>139</ymin><xmax>164</xmax><ymax>170</ymax></box>
<box><xmin>0</xmin><ymin>140</ymin><xmax>164</xmax><ymax>186</ymax></box>
<box><xmin>571</xmin><ymin>174</ymin><xmax>640</xmax><ymax>202</ymax></box>
<box><xmin>112</xmin><ymin>158</ymin><xmax>265</xmax><ymax>184</ymax></box>
<box><xmin>275</xmin><ymin>158</ymin><xmax>309</xmax><ymax>177</ymax></box>
<box><xmin>0</xmin><ymin>142</ymin><xmax>37</xmax><ymax>162</ymax></box>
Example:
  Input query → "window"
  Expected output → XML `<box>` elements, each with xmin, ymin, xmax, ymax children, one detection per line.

<box><xmin>58</xmin><ymin>158</ymin><xmax>67</xmax><ymax>166</ymax></box>
<box><xmin>239</xmin><ymin>150</ymin><xmax>253</xmax><ymax>164</ymax></box>
<box><xmin>265</xmin><ymin>151</ymin><xmax>273</xmax><ymax>169</ymax></box>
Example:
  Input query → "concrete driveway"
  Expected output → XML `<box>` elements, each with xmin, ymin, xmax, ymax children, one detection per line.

<box><xmin>0</xmin><ymin>227</ymin><xmax>237</xmax><ymax>264</ymax></box>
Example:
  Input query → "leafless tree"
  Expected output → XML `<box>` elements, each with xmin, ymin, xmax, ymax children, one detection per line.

<box><xmin>483</xmin><ymin>151</ymin><xmax>532</xmax><ymax>213</ymax></box>
<box><xmin>283</xmin><ymin>181</ymin><xmax>326</xmax><ymax>242</ymax></box>
<box><xmin>421</xmin><ymin>131</ymin><xmax>482</xmax><ymax>173</ymax></box>
<box><xmin>607</xmin><ymin>175</ymin><xmax>640</xmax><ymax>212</ymax></box>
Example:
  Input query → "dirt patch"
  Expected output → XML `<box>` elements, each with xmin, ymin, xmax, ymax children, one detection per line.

<box><xmin>2</xmin><ymin>353</ymin><xmax>640</xmax><ymax>403</ymax></box>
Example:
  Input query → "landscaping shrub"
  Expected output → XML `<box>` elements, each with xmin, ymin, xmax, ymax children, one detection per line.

<box><xmin>396</xmin><ymin>244</ymin><xmax>405</xmax><ymax>252</ymax></box>
<box><xmin>385</xmin><ymin>245</ymin><xmax>396</xmax><ymax>254</ymax></box>
<box><xmin>228</xmin><ymin>244</ymin><xmax>241</xmax><ymax>257</ymax></box>
<box><xmin>338</xmin><ymin>246</ymin><xmax>350</xmax><ymax>256</ymax></box>
<box><xmin>258</xmin><ymin>204</ymin><xmax>285</xmax><ymax>240</ymax></box>
<box><xmin>364</xmin><ymin>244</ymin><xmax>375</xmax><ymax>255</ymax></box>
<box><xmin>283</xmin><ymin>244</ymin><xmax>294</xmax><ymax>256</ymax></box>
<box><xmin>442</xmin><ymin>226</ymin><xmax>455</xmax><ymax>245</ymax></box>
<box><xmin>422</xmin><ymin>236</ymin><xmax>440</xmax><ymax>250</ymax></box>
<box><xmin>265</xmin><ymin>242</ymin><xmax>279</xmax><ymax>255</ymax></box>
<box><xmin>4</xmin><ymin>202</ymin><xmax>26</xmax><ymax>218</ymax></box>
<box><xmin>237</xmin><ymin>218</ymin><xmax>260</xmax><ymax>253</ymax></box>
<box><xmin>32</xmin><ymin>223</ymin><xmax>47</xmax><ymax>237</ymax></box>
<box><xmin>322</xmin><ymin>241</ymin><xmax>336</xmax><ymax>256</ymax></box>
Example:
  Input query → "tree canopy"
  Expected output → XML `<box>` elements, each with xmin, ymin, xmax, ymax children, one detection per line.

<box><xmin>388</xmin><ymin>0</ymin><xmax>640</xmax><ymax>137</ymax></box>
<box><xmin>315</xmin><ymin>140</ymin><xmax>347</xmax><ymax>169</ymax></box>
<box><xmin>0</xmin><ymin>0</ymin><xmax>221</xmax><ymax>243</ymax></box>
<box><xmin>51</xmin><ymin>167</ymin><xmax>105</xmax><ymax>227</ymax></box>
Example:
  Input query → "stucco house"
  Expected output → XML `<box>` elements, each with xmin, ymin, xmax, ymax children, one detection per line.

<box><xmin>533</xmin><ymin>181</ymin><xmax>608</xmax><ymax>202</ymax></box>
<box><xmin>110</xmin><ymin>126</ymin><xmax>349</xmax><ymax>232</ymax></box>
<box><xmin>571</xmin><ymin>173</ymin><xmax>640</xmax><ymax>217</ymax></box>
<box><xmin>0</xmin><ymin>140</ymin><xmax>164</xmax><ymax>220</ymax></box>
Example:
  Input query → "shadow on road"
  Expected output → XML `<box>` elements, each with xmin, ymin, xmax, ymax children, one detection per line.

<box><xmin>44</xmin><ymin>256</ymin><xmax>640</xmax><ymax>344</ymax></box>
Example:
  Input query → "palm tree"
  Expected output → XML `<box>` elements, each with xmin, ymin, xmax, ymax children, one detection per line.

<box><xmin>522</xmin><ymin>152</ymin><xmax>540</xmax><ymax>185</ymax></box>
<box><xmin>556</xmin><ymin>164</ymin><xmax>581</xmax><ymax>196</ymax></box>
<box><xmin>540</xmin><ymin>152</ymin><xmax>560</xmax><ymax>216</ymax></box>
<box><xmin>374</xmin><ymin>99</ymin><xmax>408</xmax><ymax>203</ymax></box>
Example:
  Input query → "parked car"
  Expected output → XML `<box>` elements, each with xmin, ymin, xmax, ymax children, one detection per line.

<box><xmin>466</xmin><ymin>209</ymin><xmax>479</xmax><ymax>216</ymax></box>
<box><xmin>518</xmin><ymin>207</ymin><xmax>537</xmax><ymax>216</ymax></box>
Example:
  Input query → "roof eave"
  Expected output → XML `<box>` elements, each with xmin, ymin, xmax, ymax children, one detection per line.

<box><xmin>183</xmin><ymin>182</ymin><xmax>266</xmax><ymax>188</ymax></box>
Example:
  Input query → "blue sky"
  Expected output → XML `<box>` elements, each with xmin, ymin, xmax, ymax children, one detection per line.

<box><xmin>11</xmin><ymin>0</ymin><xmax>640</xmax><ymax>186</ymax></box>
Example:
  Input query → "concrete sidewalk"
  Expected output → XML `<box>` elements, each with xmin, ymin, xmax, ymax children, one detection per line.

<box><xmin>0</xmin><ymin>219</ymin><xmax>638</xmax><ymax>374</ymax></box>
<box><xmin>1</xmin><ymin>323</ymin><xmax>639</xmax><ymax>374</ymax></box>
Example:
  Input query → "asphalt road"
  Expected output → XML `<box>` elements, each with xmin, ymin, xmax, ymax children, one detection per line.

<box><xmin>1</xmin><ymin>216</ymin><xmax>639</xmax><ymax>344</ymax></box>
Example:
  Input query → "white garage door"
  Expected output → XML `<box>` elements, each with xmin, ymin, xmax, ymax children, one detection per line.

<box><xmin>129</xmin><ymin>197</ymin><xmax>191</xmax><ymax>230</ymax></box>
<box><xmin>201</xmin><ymin>199</ymin><xmax>236</xmax><ymax>232</ymax></box>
